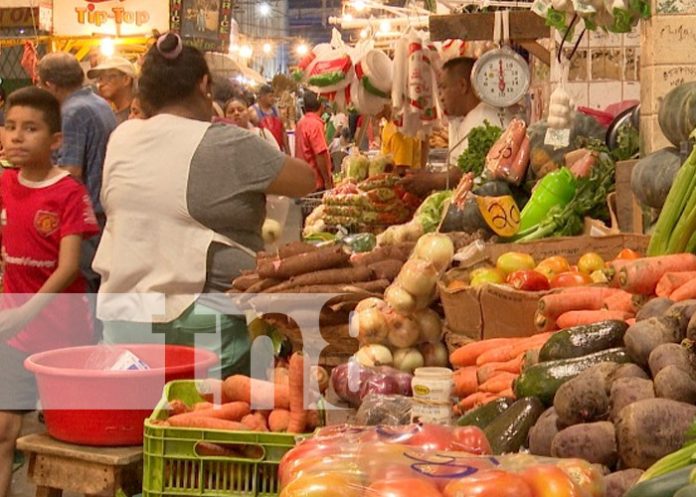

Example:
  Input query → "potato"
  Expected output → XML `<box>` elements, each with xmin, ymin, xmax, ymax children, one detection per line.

<box><xmin>604</xmin><ymin>469</ymin><xmax>644</xmax><ymax>497</ymax></box>
<box><xmin>666</xmin><ymin>300</ymin><xmax>696</xmax><ymax>334</ymax></box>
<box><xmin>654</xmin><ymin>365</ymin><xmax>696</xmax><ymax>403</ymax></box>
<box><xmin>609</xmin><ymin>377</ymin><xmax>654</xmax><ymax>422</ymax></box>
<box><xmin>610</xmin><ymin>363</ymin><xmax>650</xmax><ymax>382</ymax></box>
<box><xmin>624</xmin><ymin>316</ymin><xmax>683</xmax><ymax>367</ymax></box>
<box><xmin>636</xmin><ymin>297</ymin><xmax>674</xmax><ymax>322</ymax></box>
<box><xmin>648</xmin><ymin>343</ymin><xmax>692</xmax><ymax>378</ymax></box>
<box><xmin>528</xmin><ymin>407</ymin><xmax>559</xmax><ymax>457</ymax></box>
<box><xmin>615</xmin><ymin>398</ymin><xmax>696</xmax><ymax>469</ymax></box>
<box><xmin>554</xmin><ymin>364</ymin><xmax>619</xmax><ymax>427</ymax></box>
<box><xmin>551</xmin><ymin>421</ymin><xmax>618</xmax><ymax>467</ymax></box>
<box><xmin>687</xmin><ymin>312</ymin><xmax>696</xmax><ymax>341</ymax></box>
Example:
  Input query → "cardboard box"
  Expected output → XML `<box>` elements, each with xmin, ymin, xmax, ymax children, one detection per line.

<box><xmin>440</xmin><ymin>234</ymin><xmax>650</xmax><ymax>340</ymax></box>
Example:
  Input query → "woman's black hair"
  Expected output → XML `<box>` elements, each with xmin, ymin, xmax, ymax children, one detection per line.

<box><xmin>138</xmin><ymin>32</ymin><xmax>211</xmax><ymax>112</ymax></box>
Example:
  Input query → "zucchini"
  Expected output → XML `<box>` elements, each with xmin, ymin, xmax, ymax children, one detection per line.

<box><xmin>538</xmin><ymin>320</ymin><xmax>629</xmax><ymax>362</ymax></box>
<box><xmin>513</xmin><ymin>347</ymin><xmax>632</xmax><ymax>405</ymax></box>
<box><xmin>626</xmin><ymin>464</ymin><xmax>696</xmax><ymax>497</ymax></box>
<box><xmin>676</xmin><ymin>485</ymin><xmax>696</xmax><ymax>497</ymax></box>
<box><xmin>483</xmin><ymin>397</ymin><xmax>544</xmax><ymax>454</ymax></box>
<box><xmin>457</xmin><ymin>397</ymin><xmax>513</xmax><ymax>429</ymax></box>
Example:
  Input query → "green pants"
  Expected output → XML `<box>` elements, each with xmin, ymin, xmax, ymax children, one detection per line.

<box><xmin>102</xmin><ymin>302</ymin><xmax>251</xmax><ymax>379</ymax></box>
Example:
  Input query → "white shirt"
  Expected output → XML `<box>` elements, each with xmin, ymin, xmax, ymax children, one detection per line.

<box><xmin>448</xmin><ymin>102</ymin><xmax>511</xmax><ymax>164</ymax></box>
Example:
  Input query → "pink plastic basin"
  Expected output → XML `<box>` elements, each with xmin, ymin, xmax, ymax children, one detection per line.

<box><xmin>25</xmin><ymin>344</ymin><xmax>218</xmax><ymax>446</ymax></box>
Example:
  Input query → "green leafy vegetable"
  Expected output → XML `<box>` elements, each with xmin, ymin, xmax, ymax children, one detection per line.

<box><xmin>516</xmin><ymin>146</ymin><xmax>616</xmax><ymax>241</ymax></box>
<box><xmin>456</xmin><ymin>120</ymin><xmax>503</xmax><ymax>177</ymax></box>
<box><xmin>414</xmin><ymin>190</ymin><xmax>453</xmax><ymax>232</ymax></box>
<box><xmin>611</xmin><ymin>123</ymin><xmax>640</xmax><ymax>162</ymax></box>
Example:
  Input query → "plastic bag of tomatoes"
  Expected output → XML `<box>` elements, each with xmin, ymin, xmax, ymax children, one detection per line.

<box><xmin>279</xmin><ymin>424</ymin><xmax>604</xmax><ymax>497</ymax></box>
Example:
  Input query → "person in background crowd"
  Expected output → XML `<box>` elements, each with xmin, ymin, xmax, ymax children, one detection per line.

<box><xmin>37</xmin><ymin>52</ymin><xmax>116</xmax><ymax>293</ymax></box>
<box><xmin>295</xmin><ymin>91</ymin><xmax>333</xmax><ymax>192</ymax></box>
<box><xmin>224</xmin><ymin>96</ymin><xmax>279</xmax><ymax>149</ymax></box>
<box><xmin>379</xmin><ymin>104</ymin><xmax>428</xmax><ymax>173</ymax></box>
<box><xmin>400</xmin><ymin>56</ymin><xmax>510</xmax><ymax>196</ymax></box>
<box><xmin>128</xmin><ymin>93</ymin><xmax>149</xmax><ymax>120</ymax></box>
<box><xmin>93</xmin><ymin>32</ymin><xmax>314</xmax><ymax>379</ymax></box>
<box><xmin>88</xmin><ymin>56</ymin><xmax>137</xmax><ymax>125</ymax></box>
<box><xmin>0</xmin><ymin>85</ymin><xmax>5</xmax><ymax>158</ymax></box>
<box><xmin>251</xmin><ymin>84</ymin><xmax>290</xmax><ymax>153</ymax></box>
<box><xmin>0</xmin><ymin>87</ymin><xmax>99</xmax><ymax>497</ymax></box>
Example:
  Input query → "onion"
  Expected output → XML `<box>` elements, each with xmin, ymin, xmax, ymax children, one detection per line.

<box><xmin>414</xmin><ymin>234</ymin><xmax>454</xmax><ymax>272</ymax></box>
<box><xmin>355</xmin><ymin>297</ymin><xmax>387</xmax><ymax>313</ymax></box>
<box><xmin>355</xmin><ymin>344</ymin><xmax>393</xmax><ymax>367</ymax></box>
<box><xmin>385</xmin><ymin>311</ymin><xmax>421</xmax><ymax>348</ymax></box>
<box><xmin>311</xmin><ymin>365</ymin><xmax>330</xmax><ymax>393</ymax></box>
<box><xmin>413</xmin><ymin>287</ymin><xmax>437</xmax><ymax>311</ymax></box>
<box><xmin>413</xmin><ymin>309</ymin><xmax>443</xmax><ymax>343</ymax></box>
<box><xmin>384</xmin><ymin>284</ymin><xmax>417</xmax><ymax>314</ymax></box>
<box><xmin>420</xmin><ymin>342</ymin><xmax>449</xmax><ymax>367</ymax></box>
<box><xmin>393</xmin><ymin>347</ymin><xmax>425</xmax><ymax>374</ymax></box>
<box><xmin>397</xmin><ymin>259</ymin><xmax>439</xmax><ymax>297</ymax></box>
<box><xmin>357</xmin><ymin>307</ymin><xmax>390</xmax><ymax>345</ymax></box>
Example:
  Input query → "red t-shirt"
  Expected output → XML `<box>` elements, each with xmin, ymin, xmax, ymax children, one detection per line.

<box><xmin>0</xmin><ymin>169</ymin><xmax>100</xmax><ymax>353</ymax></box>
<box><xmin>295</xmin><ymin>112</ymin><xmax>333</xmax><ymax>191</ymax></box>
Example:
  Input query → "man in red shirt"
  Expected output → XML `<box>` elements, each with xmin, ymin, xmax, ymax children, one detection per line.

<box><xmin>295</xmin><ymin>91</ymin><xmax>333</xmax><ymax>192</ymax></box>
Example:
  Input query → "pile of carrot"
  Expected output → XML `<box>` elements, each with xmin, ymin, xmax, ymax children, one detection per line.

<box><xmin>450</xmin><ymin>332</ymin><xmax>554</xmax><ymax>414</ymax></box>
<box><xmin>159</xmin><ymin>353</ymin><xmax>314</xmax><ymax>434</ymax></box>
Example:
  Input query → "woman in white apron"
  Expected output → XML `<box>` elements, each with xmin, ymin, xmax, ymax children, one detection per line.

<box><xmin>93</xmin><ymin>33</ymin><xmax>315</xmax><ymax>378</ymax></box>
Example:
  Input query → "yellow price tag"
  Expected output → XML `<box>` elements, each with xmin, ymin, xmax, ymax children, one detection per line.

<box><xmin>475</xmin><ymin>195</ymin><xmax>521</xmax><ymax>237</ymax></box>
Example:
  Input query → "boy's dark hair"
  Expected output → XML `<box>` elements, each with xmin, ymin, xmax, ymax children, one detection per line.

<box><xmin>6</xmin><ymin>86</ymin><xmax>61</xmax><ymax>133</ymax></box>
<box><xmin>303</xmin><ymin>90</ymin><xmax>321</xmax><ymax>112</ymax></box>
<box><xmin>139</xmin><ymin>32</ymin><xmax>212</xmax><ymax>112</ymax></box>
<box><xmin>258</xmin><ymin>84</ymin><xmax>274</xmax><ymax>96</ymax></box>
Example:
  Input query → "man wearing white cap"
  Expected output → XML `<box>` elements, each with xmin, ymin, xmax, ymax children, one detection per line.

<box><xmin>87</xmin><ymin>56</ymin><xmax>137</xmax><ymax>125</ymax></box>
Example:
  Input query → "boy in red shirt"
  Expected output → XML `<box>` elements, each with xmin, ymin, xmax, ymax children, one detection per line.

<box><xmin>0</xmin><ymin>87</ymin><xmax>99</xmax><ymax>495</ymax></box>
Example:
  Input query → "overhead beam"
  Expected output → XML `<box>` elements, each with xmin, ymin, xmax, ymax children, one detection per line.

<box><xmin>429</xmin><ymin>11</ymin><xmax>550</xmax><ymax>42</ymax></box>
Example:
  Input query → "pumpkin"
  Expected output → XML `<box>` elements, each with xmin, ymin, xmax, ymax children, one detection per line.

<box><xmin>658</xmin><ymin>82</ymin><xmax>696</xmax><ymax>147</ymax></box>
<box><xmin>630</xmin><ymin>147</ymin><xmax>682</xmax><ymax>209</ymax></box>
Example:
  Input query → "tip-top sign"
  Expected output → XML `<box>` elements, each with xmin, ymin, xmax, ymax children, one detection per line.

<box><xmin>52</xmin><ymin>0</ymin><xmax>169</xmax><ymax>37</ymax></box>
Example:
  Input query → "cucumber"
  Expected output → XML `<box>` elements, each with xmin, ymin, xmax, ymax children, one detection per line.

<box><xmin>457</xmin><ymin>397</ymin><xmax>513</xmax><ymax>429</ymax></box>
<box><xmin>538</xmin><ymin>320</ymin><xmax>629</xmax><ymax>362</ymax></box>
<box><xmin>625</xmin><ymin>465</ymin><xmax>696</xmax><ymax>497</ymax></box>
<box><xmin>483</xmin><ymin>397</ymin><xmax>544</xmax><ymax>454</ymax></box>
<box><xmin>513</xmin><ymin>347</ymin><xmax>632</xmax><ymax>405</ymax></box>
<box><xmin>676</xmin><ymin>485</ymin><xmax>696</xmax><ymax>497</ymax></box>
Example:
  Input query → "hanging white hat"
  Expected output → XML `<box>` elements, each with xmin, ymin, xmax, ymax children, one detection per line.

<box><xmin>355</xmin><ymin>49</ymin><xmax>393</xmax><ymax>98</ymax></box>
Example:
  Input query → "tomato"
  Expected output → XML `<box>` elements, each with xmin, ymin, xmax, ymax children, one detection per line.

<box><xmin>368</xmin><ymin>477</ymin><xmax>443</xmax><ymax>497</ymax></box>
<box><xmin>280</xmin><ymin>472</ymin><xmax>363</xmax><ymax>497</ymax></box>
<box><xmin>616</xmin><ymin>248</ymin><xmax>641</xmax><ymax>260</ymax></box>
<box><xmin>450</xmin><ymin>426</ymin><xmax>492</xmax><ymax>455</ymax></box>
<box><xmin>401</xmin><ymin>424</ymin><xmax>454</xmax><ymax>451</ymax></box>
<box><xmin>550</xmin><ymin>271</ymin><xmax>592</xmax><ymax>288</ymax></box>
<box><xmin>578</xmin><ymin>252</ymin><xmax>605</xmax><ymax>274</ymax></box>
<box><xmin>496</xmin><ymin>252</ymin><xmax>536</xmax><ymax>275</ymax></box>
<box><xmin>521</xmin><ymin>465</ymin><xmax>578</xmax><ymax>497</ymax></box>
<box><xmin>506</xmin><ymin>270</ymin><xmax>551</xmax><ymax>291</ymax></box>
<box><xmin>470</xmin><ymin>268</ymin><xmax>506</xmax><ymax>288</ymax></box>
<box><xmin>535</xmin><ymin>256</ymin><xmax>570</xmax><ymax>280</ymax></box>
<box><xmin>443</xmin><ymin>470</ymin><xmax>533</xmax><ymax>497</ymax></box>
<box><xmin>557</xmin><ymin>459</ymin><xmax>604</xmax><ymax>497</ymax></box>
<box><xmin>447</xmin><ymin>280</ymin><xmax>468</xmax><ymax>291</ymax></box>
<box><xmin>279</xmin><ymin>441</ymin><xmax>343</xmax><ymax>486</ymax></box>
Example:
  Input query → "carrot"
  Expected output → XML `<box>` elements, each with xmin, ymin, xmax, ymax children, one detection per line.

<box><xmin>626</xmin><ymin>318</ymin><xmax>636</xmax><ymax>326</ymax></box>
<box><xmin>478</xmin><ymin>372</ymin><xmax>517</xmax><ymax>393</ymax></box>
<box><xmin>476</xmin><ymin>333</ymin><xmax>553</xmax><ymax>366</ymax></box>
<box><xmin>534</xmin><ymin>310</ymin><xmax>558</xmax><ymax>332</ymax></box>
<box><xmin>273</xmin><ymin>367</ymin><xmax>290</xmax><ymax>387</ymax></box>
<box><xmin>476</xmin><ymin>355</ymin><xmax>523</xmax><ymax>384</ymax></box>
<box><xmin>456</xmin><ymin>392</ymin><xmax>492</xmax><ymax>412</ymax></box>
<box><xmin>197</xmin><ymin>378</ymin><xmax>232</xmax><ymax>404</ymax></box>
<box><xmin>168</xmin><ymin>399</ymin><xmax>190</xmax><ymax>416</ymax></box>
<box><xmin>257</xmin><ymin>245</ymin><xmax>350</xmax><ymax>279</ymax></box>
<box><xmin>656</xmin><ymin>271</ymin><xmax>696</xmax><ymax>297</ymax></box>
<box><xmin>453</xmin><ymin>366</ymin><xmax>478</xmax><ymax>398</ymax></box>
<box><xmin>193</xmin><ymin>401</ymin><xmax>214</xmax><ymax>412</ymax></box>
<box><xmin>199</xmin><ymin>401</ymin><xmax>251</xmax><ymax>422</ymax></box>
<box><xmin>670</xmin><ymin>278</ymin><xmax>696</xmax><ymax>301</ymax></box>
<box><xmin>241</xmin><ymin>413</ymin><xmax>268</xmax><ymax>432</ymax></box>
<box><xmin>268</xmin><ymin>409</ymin><xmax>291</xmax><ymax>432</ymax></box>
<box><xmin>449</xmin><ymin>338</ymin><xmax>514</xmax><ymax>368</ymax></box>
<box><xmin>618</xmin><ymin>254</ymin><xmax>696</xmax><ymax>295</ymax></box>
<box><xmin>196</xmin><ymin>442</ymin><xmax>234</xmax><ymax>457</ymax></box>
<box><xmin>499</xmin><ymin>388</ymin><xmax>515</xmax><ymax>399</ymax></box>
<box><xmin>287</xmin><ymin>353</ymin><xmax>307</xmax><ymax>434</ymax></box>
<box><xmin>556</xmin><ymin>310</ymin><xmax>631</xmax><ymax>329</ymax></box>
<box><xmin>222</xmin><ymin>375</ymin><xmax>290</xmax><ymax>410</ymax></box>
<box><xmin>538</xmin><ymin>288</ymin><xmax>621</xmax><ymax>319</ymax></box>
<box><xmin>167</xmin><ymin>415</ymin><xmax>248</xmax><ymax>431</ymax></box>
<box><xmin>603</xmin><ymin>291</ymin><xmax>638</xmax><ymax>313</ymax></box>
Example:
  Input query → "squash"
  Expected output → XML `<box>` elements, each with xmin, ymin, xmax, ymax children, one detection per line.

<box><xmin>658</xmin><ymin>82</ymin><xmax>696</xmax><ymax>147</ymax></box>
<box><xmin>631</xmin><ymin>147</ymin><xmax>682</xmax><ymax>209</ymax></box>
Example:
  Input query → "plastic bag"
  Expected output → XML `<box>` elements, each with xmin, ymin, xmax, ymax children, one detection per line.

<box><xmin>279</xmin><ymin>424</ymin><xmax>604</xmax><ymax>497</ymax></box>
<box><xmin>356</xmin><ymin>394</ymin><xmax>412</xmax><ymax>425</ymax></box>
<box><xmin>485</xmin><ymin>118</ymin><xmax>530</xmax><ymax>185</ymax></box>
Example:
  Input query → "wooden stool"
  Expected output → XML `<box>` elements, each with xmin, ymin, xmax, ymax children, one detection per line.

<box><xmin>16</xmin><ymin>433</ymin><xmax>143</xmax><ymax>497</ymax></box>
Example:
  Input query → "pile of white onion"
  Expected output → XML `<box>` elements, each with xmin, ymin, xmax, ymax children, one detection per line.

<box><xmin>351</xmin><ymin>234</ymin><xmax>455</xmax><ymax>374</ymax></box>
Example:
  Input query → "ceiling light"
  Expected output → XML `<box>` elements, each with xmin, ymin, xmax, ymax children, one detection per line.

<box><xmin>379</xmin><ymin>20</ymin><xmax>391</xmax><ymax>33</ymax></box>
<box><xmin>258</xmin><ymin>2</ymin><xmax>271</xmax><ymax>16</ymax></box>
<box><xmin>100</xmin><ymin>38</ymin><xmax>115</xmax><ymax>57</ymax></box>
<box><xmin>263</xmin><ymin>43</ymin><xmax>272</xmax><ymax>54</ymax></box>
<box><xmin>296</xmin><ymin>43</ymin><xmax>309</xmax><ymax>56</ymax></box>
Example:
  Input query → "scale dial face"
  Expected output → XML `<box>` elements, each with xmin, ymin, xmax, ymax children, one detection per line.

<box><xmin>471</xmin><ymin>48</ymin><xmax>531</xmax><ymax>108</ymax></box>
